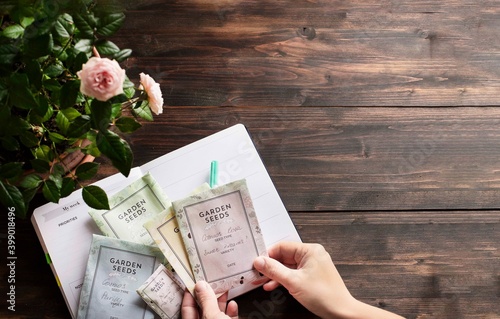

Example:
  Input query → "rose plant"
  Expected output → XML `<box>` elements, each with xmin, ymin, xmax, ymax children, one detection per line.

<box><xmin>0</xmin><ymin>1</ymin><xmax>163</xmax><ymax>217</ymax></box>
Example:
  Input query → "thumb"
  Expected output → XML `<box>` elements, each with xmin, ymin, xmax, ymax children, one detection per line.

<box><xmin>195</xmin><ymin>281</ymin><xmax>221</xmax><ymax>317</ymax></box>
<box><xmin>254</xmin><ymin>256</ymin><xmax>294</xmax><ymax>287</ymax></box>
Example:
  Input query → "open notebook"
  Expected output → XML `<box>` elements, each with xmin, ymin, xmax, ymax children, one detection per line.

<box><xmin>31</xmin><ymin>124</ymin><xmax>301</xmax><ymax>318</ymax></box>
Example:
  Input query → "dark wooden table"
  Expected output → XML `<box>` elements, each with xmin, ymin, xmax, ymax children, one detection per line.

<box><xmin>2</xmin><ymin>1</ymin><xmax>500</xmax><ymax>318</ymax></box>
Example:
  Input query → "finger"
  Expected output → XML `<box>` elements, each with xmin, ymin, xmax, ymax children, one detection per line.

<box><xmin>262</xmin><ymin>279</ymin><xmax>281</xmax><ymax>291</ymax></box>
<box><xmin>267</xmin><ymin>241</ymin><xmax>306</xmax><ymax>265</ymax></box>
<box><xmin>181</xmin><ymin>289</ymin><xmax>199</xmax><ymax>319</ymax></box>
<box><xmin>226</xmin><ymin>300</ymin><xmax>239</xmax><ymax>319</ymax></box>
<box><xmin>217</xmin><ymin>291</ymin><xmax>229</xmax><ymax>312</ymax></box>
<box><xmin>194</xmin><ymin>281</ymin><xmax>223</xmax><ymax>317</ymax></box>
<box><xmin>253</xmin><ymin>256</ymin><xmax>295</xmax><ymax>288</ymax></box>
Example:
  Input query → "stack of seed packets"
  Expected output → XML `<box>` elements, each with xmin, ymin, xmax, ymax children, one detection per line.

<box><xmin>172</xmin><ymin>179</ymin><xmax>268</xmax><ymax>295</ymax></box>
<box><xmin>81</xmin><ymin>173</ymin><xmax>267</xmax><ymax>319</ymax></box>
<box><xmin>77</xmin><ymin>234</ymin><xmax>168</xmax><ymax>319</ymax></box>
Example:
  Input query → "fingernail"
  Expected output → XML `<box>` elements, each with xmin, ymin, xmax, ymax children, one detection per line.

<box><xmin>195</xmin><ymin>281</ymin><xmax>208</xmax><ymax>293</ymax></box>
<box><xmin>254</xmin><ymin>256</ymin><xmax>265</xmax><ymax>270</ymax></box>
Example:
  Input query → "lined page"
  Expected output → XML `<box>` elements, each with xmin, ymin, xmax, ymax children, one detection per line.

<box><xmin>31</xmin><ymin>168</ymin><xmax>143</xmax><ymax>318</ymax></box>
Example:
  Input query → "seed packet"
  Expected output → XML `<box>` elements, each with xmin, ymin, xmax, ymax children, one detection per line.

<box><xmin>172</xmin><ymin>179</ymin><xmax>267</xmax><ymax>294</ymax></box>
<box><xmin>89</xmin><ymin>173</ymin><xmax>171</xmax><ymax>245</ymax></box>
<box><xmin>144</xmin><ymin>183</ymin><xmax>211</xmax><ymax>295</ymax></box>
<box><xmin>77</xmin><ymin>234</ymin><xmax>166</xmax><ymax>319</ymax></box>
<box><xmin>136</xmin><ymin>264</ymin><xmax>185</xmax><ymax>319</ymax></box>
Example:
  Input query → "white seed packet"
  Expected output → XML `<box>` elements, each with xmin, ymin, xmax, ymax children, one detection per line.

<box><xmin>77</xmin><ymin>234</ymin><xmax>166</xmax><ymax>319</ymax></box>
<box><xmin>173</xmin><ymin>179</ymin><xmax>268</xmax><ymax>295</ymax></box>
<box><xmin>144</xmin><ymin>183</ymin><xmax>211</xmax><ymax>295</ymax></box>
<box><xmin>89</xmin><ymin>173</ymin><xmax>171</xmax><ymax>245</ymax></box>
<box><xmin>136</xmin><ymin>264</ymin><xmax>185</xmax><ymax>319</ymax></box>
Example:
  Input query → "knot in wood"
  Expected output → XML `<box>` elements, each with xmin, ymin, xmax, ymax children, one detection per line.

<box><xmin>297</xmin><ymin>26</ymin><xmax>316</xmax><ymax>40</ymax></box>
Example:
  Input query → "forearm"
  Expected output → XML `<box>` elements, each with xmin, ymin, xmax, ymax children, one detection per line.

<box><xmin>324</xmin><ymin>298</ymin><xmax>404</xmax><ymax>319</ymax></box>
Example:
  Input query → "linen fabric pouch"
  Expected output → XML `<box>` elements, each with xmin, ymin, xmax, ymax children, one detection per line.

<box><xmin>89</xmin><ymin>173</ymin><xmax>171</xmax><ymax>245</ymax></box>
<box><xmin>172</xmin><ymin>179</ymin><xmax>267</xmax><ymax>294</ymax></box>
<box><xmin>77</xmin><ymin>234</ymin><xmax>166</xmax><ymax>319</ymax></box>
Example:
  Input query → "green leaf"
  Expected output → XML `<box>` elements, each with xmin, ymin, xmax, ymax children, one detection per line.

<box><xmin>90</xmin><ymin>100</ymin><xmax>112</xmax><ymax>130</ymax></box>
<box><xmin>0</xmin><ymin>43</ymin><xmax>18</xmax><ymax>65</ymax></box>
<box><xmin>20</xmin><ymin>174</ymin><xmax>43</xmax><ymax>189</ymax></box>
<box><xmin>0</xmin><ymin>181</ymin><xmax>27</xmax><ymax>218</ymax></box>
<box><xmin>67</xmin><ymin>115</ymin><xmax>91</xmax><ymax>138</ymax></box>
<box><xmin>133</xmin><ymin>100</ymin><xmax>154</xmax><ymax>121</ymax></box>
<box><xmin>60</xmin><ymin>80</ymin><xmax>81</xmax><ymax>109</ymax></box>
<box><xmin>71</xmin><ymin>51</ymin><xmax>88</xmax><ymax>73</ymax></box>
<box><xmin>22</xmin><ymin>33</ymin><xmax>54</xmax><ymax>58</ymax></box>
<box><xmin>54</xmin><ymin>13</ymin><xmax>74</xmax><ymax>41</ymax></box>
<box><xmin>19</xmin><ymin>131</ymin><xmax>39</xmax><ymax>148</ymax></box>
<box><xmin>42</xmin><ymin>78</ymin><xmax>62</xmax><ymax>91</ymax></box>
<box><xmin>74</xmin><ymin>38</ymin><xmax>93</xmax><ymax>53</ymax></box>
<box><xmin>56</xmin><ymin>107</ymin><xmax>81</xmax><ymax>134</ymax></box>
<box><xmin>112</xmin><ymin>48</ymin><xmax>132</xmax><ymax>62</ymax></box>
<box><xmin>97</xmin><ymin>12</ymin><xmax>125</xmax><ymax>37</ymax></box>
<box><xmin>25</xmin><ymin>60</ymin><xmax>42</xmax><ymax>90</ymax></box>
<box><xmin>8</xmin><ymin>74</ymin><xmax>39</xmax><ymax>110</ymax></box>
<box><xmin>44</xmin><ymin>59</ymin><xmax>65</xmax><ymax>77</ymax></box>
<box><xmin>29</xmin><ymin>158</ymin><xmax>48</xmax><ymax>173</ymax></box>
<box><xmin>1</xmin><ymin>136</ymin><xmax>20</xmax><ymax>151</ymax></box>
<box><xmin>2</xmin><ymin>24</ymin><xmax>24</xmax><ymax>39</ymax></box>
<box><xmin>96</xmin><ymin>130</ymin><xmax>133</xmax><ymax>176</ymax></box>
<box><xmin>35</xmin><ymin>145</ymin><xmax>54</xmax><ymax>162</ymax></box>
<box><xmin>73</xmin><ymin>13</ymin><xmax>96</xmax><ymax>39</ymax></box>
<box><xmin>75</xmin><ymin>162</ymin><xmax>99</xmax><ymax>180</ymax></box>
<box><xmin>94</xmin><ymin>39</ymin><xmax>120</xmax><ymax>56</ymax></box>
<box><xmin>20</xmin><ymin>16</ymin><xmax>35</xmax><ymax>28</ymax></box>
<box><xmin>111</xmin><ymin>103</ymin><xmax>122</xmax><ymax>118</ymax></box>
<box><xmin>82</xmin><ymin>185</ymin><xmax>110</xmax><ymax>210</ymax></box>
<box><xmin>48</xmin><ymin>131</ymin><xmax>66</xmax><ymax>144</ymax></box>
<box><xmin>30</xmin><ymin>159</ymin><xmax>50</xmax><ymax>173</ymax></box>
<box><xmin>42</xmin><ymin>179</ymin><xmax>60</xmax><ymax>203</ymax></box>
<box><xmin>0</xmin><ymin>162</ymin><xmax>24</xmax><ymax>179</ymax></box>
<box><xmin>60</xmin><ymin>177</ymin><xmax>76</xmax><ymax>198</ymax></box>
<box><xmin>115</xmin><ymin>117</ymin><xmax>142</xmax><ymax>133</ymax></box>
<box><xmin>21</xmin><ymin>187</ymin><xmax>37</xmax><ymax>211</ymax></box>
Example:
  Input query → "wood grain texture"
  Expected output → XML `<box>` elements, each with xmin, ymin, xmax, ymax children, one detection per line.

<box><xmin>124</xmin><ymin>106</ymin><xmax>500</xmax><ymax>211</ymax></box>
<box><xmin>2</xmin><ymin>1</ymin><xmax>500</xmax><ymax>318</ymax></box>
<box><xmin>111</xmin><ymin>0</ymin><xmax>500</xmax><ymax>106</ymax></box>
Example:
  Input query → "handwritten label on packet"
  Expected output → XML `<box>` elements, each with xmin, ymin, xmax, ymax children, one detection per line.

<box><xmin>173</xmin><ymin>179</ymin><xmax>267</xmax><ymax>294</ymax></box>
<box><xmin>77</xmin><ymin>234</ymin><xmax>166</xmax><ymax>319</ymax></box>
<box><xmin>136</xmin><ymin>264</ymin><xmax>185</xmax><ymax>319</ymax></box>
<box><xmin>144</xmin><ymin>183</ymin><xmax>211</xmax><ymax>295</ymax></box>
<box><xmin>89</xmin><ymin>173</ymin><xmax>171</xmax><ymax>245</ymax></box>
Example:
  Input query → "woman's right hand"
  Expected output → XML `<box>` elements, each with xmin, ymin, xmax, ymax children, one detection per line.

<box><xmin>253</xmin><ymin>241</ymin><xmax>404</xmax><ymax>319</ymax></box>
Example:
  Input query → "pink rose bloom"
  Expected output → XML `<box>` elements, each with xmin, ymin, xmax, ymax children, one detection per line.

<box><xmin>139</xmin><ymin>72</ymin><xmax>163</xmax><ymax>115</ymax></box>
<box><xmin>77</xmin><ymin>57</ymin><xmax>126</xmax><ymax>101</ymax></box>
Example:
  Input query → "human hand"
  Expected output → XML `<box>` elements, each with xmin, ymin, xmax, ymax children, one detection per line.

<box><xmin>253</xmin><ymin>242</ymin><xmax>404</xmax><ymax>319</ymax></box>
<box><xmin>181</xmin><ymin>281</ymin><xmax>238</xmax><ymax>319</ymax></box>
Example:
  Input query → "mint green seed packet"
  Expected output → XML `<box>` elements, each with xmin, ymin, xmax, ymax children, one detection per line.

<box><xmin>77</xmin><ymin>234</ymin><xmax>166</xmax><ymax>319</ymax></box>
<box><xmin>89</xmin><ymin>173</ymin><xmax>171</xmax><ymax>245</ymax></box>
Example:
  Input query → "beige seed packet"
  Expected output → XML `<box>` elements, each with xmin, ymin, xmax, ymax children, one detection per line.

<box><xmin>144</xmin><ymin>183</ymin><xmax>211</xmax><ymax>295</ymax></box>
<box><xmin>173</xmin><ymin>179</ymin><xmax>267</xmax><ymax>295</ymax></box>
<box><xmin>89</xmin><ymin>173</ymin><xmax>171</xmax><ymax>245</ymax></box>
<box><xmin>77</xmin><ymin>234</ymin><xmax>166</xmax><ymax>319</ymax></box>
<box><xmin>136</xmin><ymin>264</ymin><xmax>185</xmax><ymax>319</ymax></box>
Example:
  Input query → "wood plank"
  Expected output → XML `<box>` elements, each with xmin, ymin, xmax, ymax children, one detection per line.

<box><xmin>110</xmin><ymin>0</ymin><xmax>500</xmax><ymax>106</ymax></box>
<box><xmin>118</xmin><ymin>106</ymin><xmax>500</xmax><ymax>211</ymax></box>
<box><xmin>4</xmin><ymin>210</ymin><xmax>497</xmax><ymax>318</ymax></box>
<box><xmin>287</xmin><ymin>211</ymin><xmax>500</xmax><ymax>319</ymax></box>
